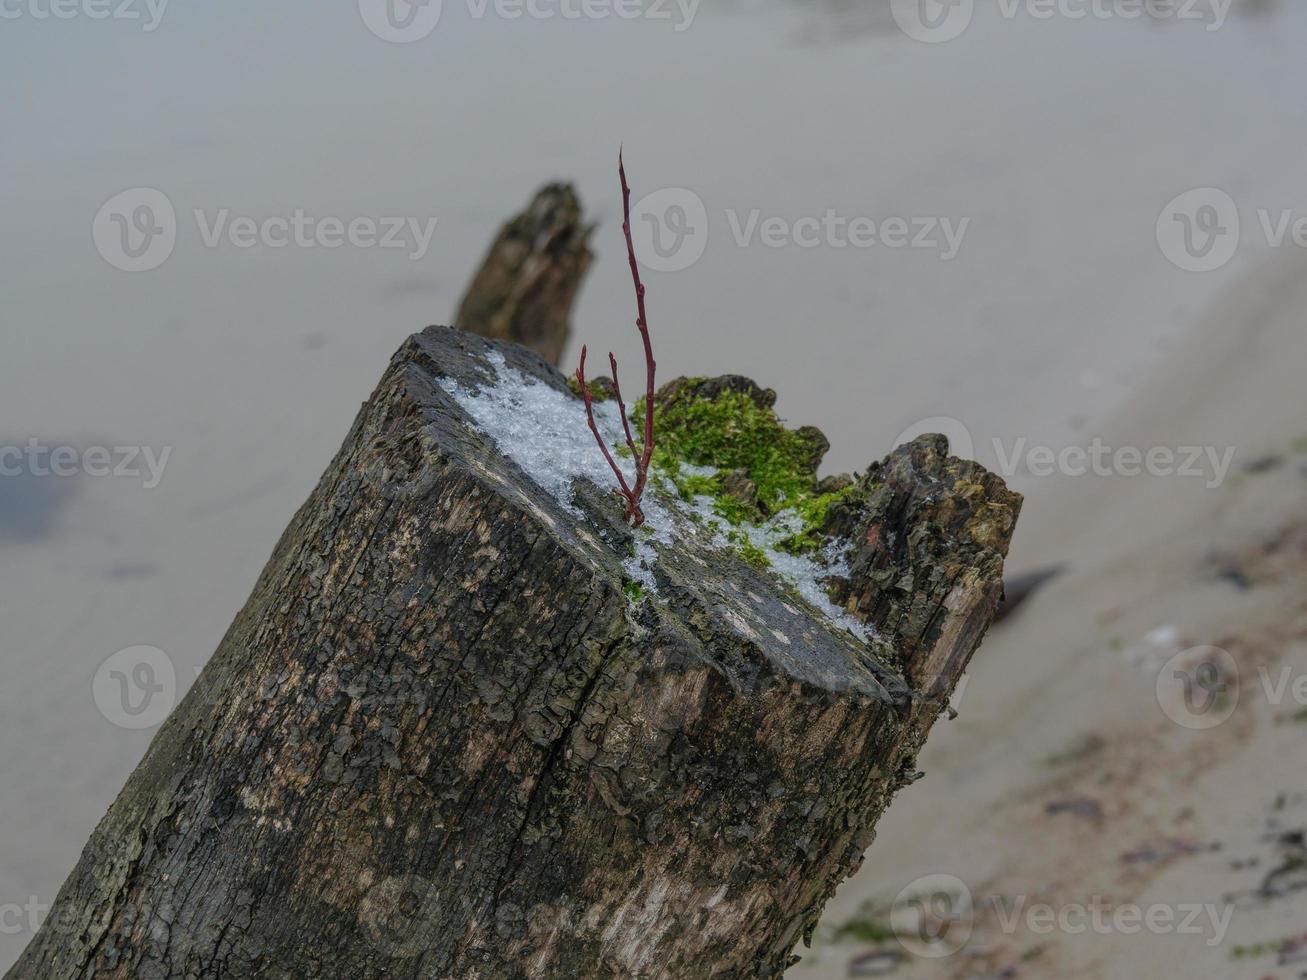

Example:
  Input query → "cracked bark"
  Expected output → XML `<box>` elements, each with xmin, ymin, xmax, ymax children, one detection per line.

<box><xmin>9</xmin><ymin>327</ymin><xmax>1019</xmax><ymax>979</ymax></box>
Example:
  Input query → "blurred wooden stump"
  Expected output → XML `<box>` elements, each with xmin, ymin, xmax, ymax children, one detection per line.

<box><xmin>455</xmin><ymin>183</ymin><xmax>594</xmax><ymax>366</ymax></box>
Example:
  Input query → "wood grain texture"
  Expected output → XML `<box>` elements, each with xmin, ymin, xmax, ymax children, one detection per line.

<box><xmin>9</xmin><ymin>327</ymin><xmax>1019</xmax><ymax>979</ymax></box>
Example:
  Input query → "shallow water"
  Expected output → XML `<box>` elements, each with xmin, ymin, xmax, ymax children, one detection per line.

<box><xmin>2</xmin><ymin>0</ymin><xmax>1306</xmax><ymax>966</ymax></box>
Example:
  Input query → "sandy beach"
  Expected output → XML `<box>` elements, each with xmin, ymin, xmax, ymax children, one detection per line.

<box><xmin>790</xmin><ymin>246</ymin><xmax>1307</xmax><ymax>978</ymax></box>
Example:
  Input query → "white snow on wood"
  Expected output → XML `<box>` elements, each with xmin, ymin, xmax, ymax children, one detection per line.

<box><xmin>683</xmin><ymin>496</ymin><xmax>872</xmax><ymax>643</ymax></box>
<box><xmin>440</xmin><ymin>350</ymin><xmax>636</xmax><ymax>520</ymax></box>
<box><xmin>439</xmin><ymin>349</ymin><xmax>871</xmax><ymax>642</ymax></box>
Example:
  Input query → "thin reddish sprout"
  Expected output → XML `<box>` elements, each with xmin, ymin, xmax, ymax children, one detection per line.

<box><xmin>609</xmin><ymin>351</ymin><xmax>638</xmax><ymax>459</ymax></box>
<box><xmin>575</xmin><ymin>149</ymin><xmax>657</xmax><ymax>527</ymax></box>
<box><xmin>620</xmin><ymin>150</ymin><xmax>657</xmax><ymax>502</ymax></box>
<box><xmin>577</xmin><ymin>346</ymin><xmax>636</xmax><ymax>502</ymax></box>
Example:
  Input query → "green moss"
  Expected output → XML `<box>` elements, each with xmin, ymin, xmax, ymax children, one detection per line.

<box><xmin>640</xmin><ymin>388</ymin><xmax>816</xmax><ymax>512</ymax></box>
<box><xmin>726</xmin><ymin>530</ymin><xmax>772</xmax><ymax>571</ymax></box>
<box><xmin>1232</xmin><ymin>936</ymin><xmax>1297</xmax><ymax>960</ymax></box>
<box><xmin>706</xmin><ymin>491</ymin><xmax>757</xmax><ymax>527</ymax></box>
<box><xmin>567</xmin><ymin>375</ymin><xmax>613</xmax><ymax>402</ymax></box>
<box><xmin>835</xmin><ymin>916</ymin><xmax>895</xmax><ymax>944</ymax></box>
<box><xmin>775</xmin><ymin>485</ymin><xmax>855</xmax><ymax>554</ymax></box>
<box><xmin>673</xmin><ymin>470</ymin><xmax>717</xmax><ymax>502</ymax></box>
<box><xmin>634</xmin><ymin>382</ymin><xmax>848</xmax><ymax>556</ymax></box>
<box><xmin>623</xmin><ymin>580</ymin><xmax>645</xmax><ymax>604</ymax></box>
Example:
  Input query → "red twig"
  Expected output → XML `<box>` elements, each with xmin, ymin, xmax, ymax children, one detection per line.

<box><xmin>575</xmin><ymin>149</ymin><xmax>658</xmax><ymax>527</ymax></box>
<box><xmin>577</xmin><ymin>345</ymin><xmax>636</xmax><ymax>503</ymax></box>
<box><xmin>609</xmin><ymin>351</ymin><xmax>638</xmax><ymax>461</ymax></box>
<box><xmin>620</xmin><ymin>149</ymin><xmax>657</xmax><ymax>505</ymax></box>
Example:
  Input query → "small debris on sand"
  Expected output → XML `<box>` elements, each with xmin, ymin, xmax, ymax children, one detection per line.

<box><xmin>1044</xmin><ymin>797</ymin><xmax>1105</xmax><ymax>823</ymax></box>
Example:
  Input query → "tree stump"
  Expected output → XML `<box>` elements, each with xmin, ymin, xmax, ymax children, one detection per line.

<box><xmin>455</xmin><ymin>184</ymin><xmax>594</xmax><ymax>366</ymax></box>
<box><xmin>9</xmin><ymin>327</ymin><xmax>1019</xmax><ymax>979</ymax></box>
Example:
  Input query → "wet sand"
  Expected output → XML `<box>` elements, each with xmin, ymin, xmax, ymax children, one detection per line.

<box><xmin>790</xmin><ymin>246</ymin><xmax>1307</xmax><ymax>978</ymax></box>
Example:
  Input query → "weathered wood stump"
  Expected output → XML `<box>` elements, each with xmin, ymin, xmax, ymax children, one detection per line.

<box><xmin>10</xmin><ymin>328</ymin><xmax>1019</xmax><ymax>979</ymax></box>
<box><xmin>455</xmin><ymin>183</ymin><xmax>594</xmax><ymax>366</ymax></box>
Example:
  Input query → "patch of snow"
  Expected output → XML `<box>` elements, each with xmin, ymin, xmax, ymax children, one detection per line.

<box><xmin>678</xmin><ymin>461</ymin><xmax>718</xmax><ymax>479</ymax></box>
<box><xmin>624</xmin><ymin>539</ymin><xmax>658</xmax><ymax>593</ymax></box>
<box><xmin>439</xmin><ymin>350</ymin><xmax>870</xmax><ymax>641</ymax></box>
<box><xmin>440</xmin><ymin>351</ymin><xmax>632</xmax><ymax>520</ymax></box>
<box><xmin>704</xmin><ymin>503</ymin><xmax>871</xmax><ymax>643</ymax></box>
